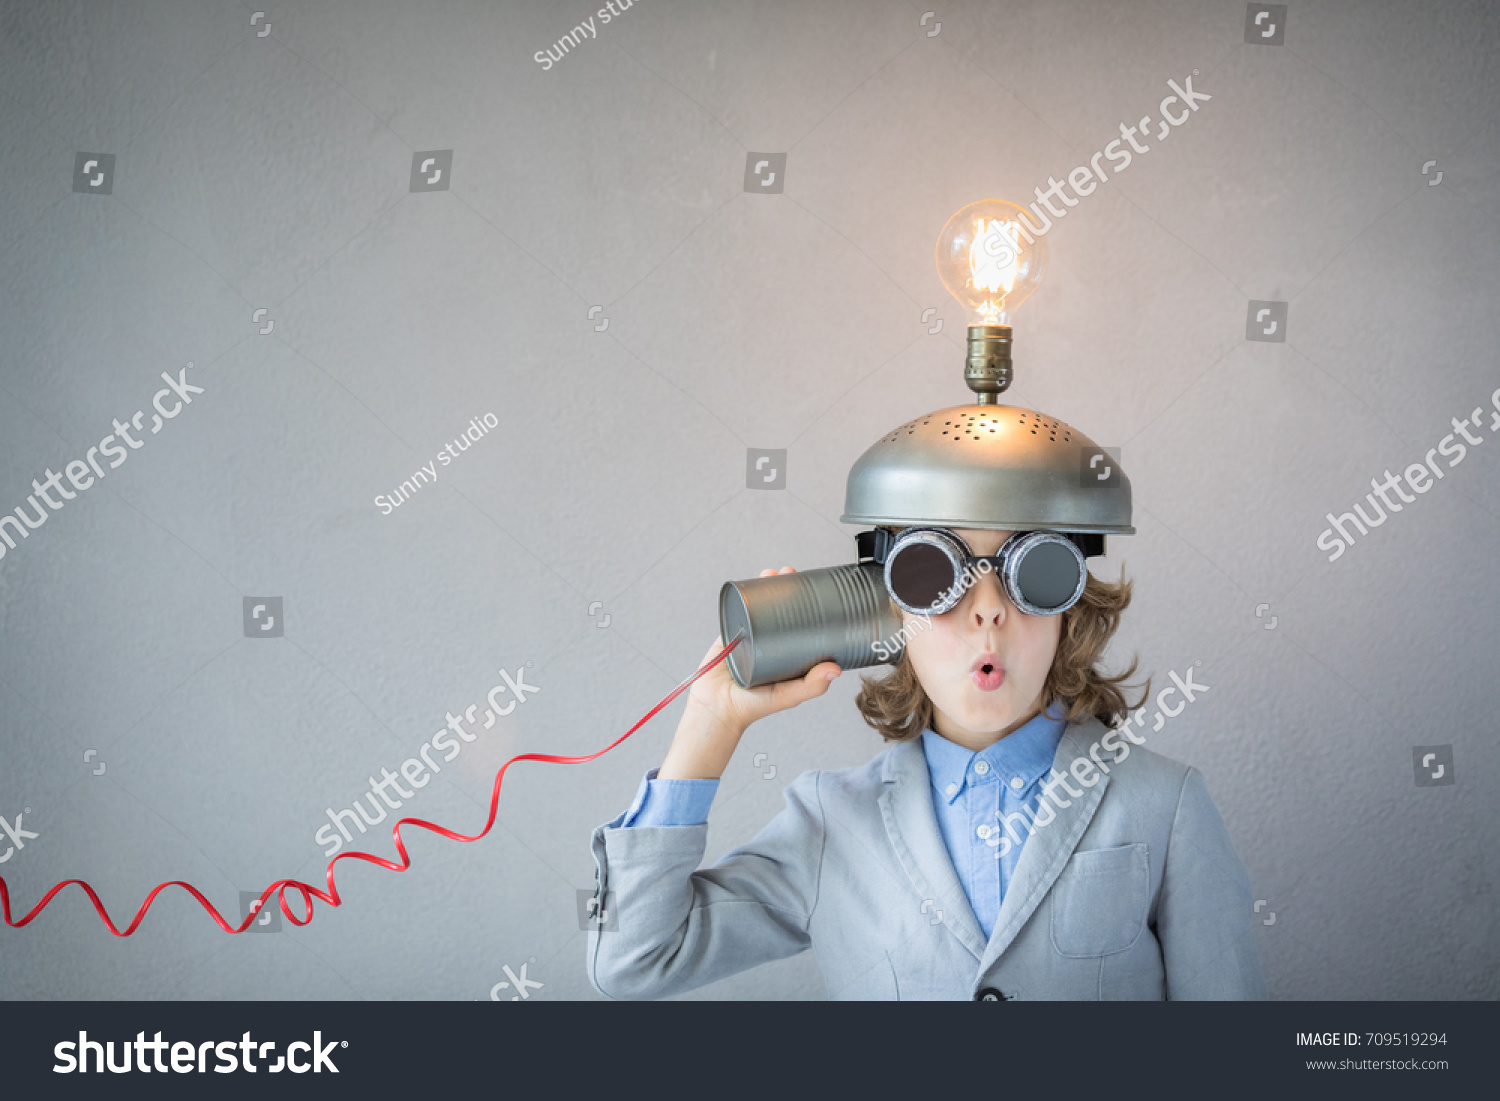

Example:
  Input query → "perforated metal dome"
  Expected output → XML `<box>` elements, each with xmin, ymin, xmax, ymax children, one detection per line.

<box><xmin>840</xmin><ymin>403</ymin><xmax>1135</xmax><ymax>534</ymax></box>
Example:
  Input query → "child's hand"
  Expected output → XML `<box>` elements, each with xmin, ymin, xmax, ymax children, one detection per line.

<box><xmin>657</xmin><ymin>567</ymin><xmax>842</xmax><ymax>780</ymax></box>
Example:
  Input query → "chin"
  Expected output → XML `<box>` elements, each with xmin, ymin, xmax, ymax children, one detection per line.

<box><xmin>949</xmin><ymin>690</ymin><xmax>1022</xmax><ymax>734</ymax></box>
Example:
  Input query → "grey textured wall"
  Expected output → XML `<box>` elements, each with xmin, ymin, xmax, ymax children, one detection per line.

<box><xmin>1</xmin><ymin>0</ymin><xmax>1497</xmax><ymax>1001</ymax></box>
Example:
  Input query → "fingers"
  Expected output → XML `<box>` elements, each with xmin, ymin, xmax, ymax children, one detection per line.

<box><xmin>766</xmin><ymin>660</ymin><xmax>841</xmax><ymax>712</ymax></box>
<box><xmin>758</xmin><ymin>566</ymin><xmax>797</xmax><ymax>576</ymax></box>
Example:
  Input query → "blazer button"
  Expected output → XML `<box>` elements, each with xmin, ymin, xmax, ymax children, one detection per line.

<box><xmin>975</xmin><ymin>987</ymin><xmax>1007</xmax><ymax>1001</ymax></box>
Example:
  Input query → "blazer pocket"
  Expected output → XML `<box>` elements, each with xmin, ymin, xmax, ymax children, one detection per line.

<box><xmin>1049</xmin><ymin>843</ymin><xmax>1149</xmax><ymax>958</ymax></box>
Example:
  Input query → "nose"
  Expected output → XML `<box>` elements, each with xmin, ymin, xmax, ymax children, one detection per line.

<box><xmin>966</xmin><ymin>567</ymin><xmax>1011</xmax><ymax>630</ymax></box>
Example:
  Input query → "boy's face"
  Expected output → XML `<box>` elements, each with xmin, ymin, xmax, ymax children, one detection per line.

<box><xmin>899</xmin><ymin>528</ymin><xmax>1063</xmax><ymax>747</ymax></box>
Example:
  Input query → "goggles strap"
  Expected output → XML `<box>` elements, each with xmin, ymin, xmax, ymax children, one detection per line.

<box><xmin>855</xmin><ymin>528</ymin><xmax>896</xmax><ymax>563</ymax></box>
<box><xmin>1067</xmin><ymin>532</ymin><xmax>1105</xmax><ymax>558</ymax></box>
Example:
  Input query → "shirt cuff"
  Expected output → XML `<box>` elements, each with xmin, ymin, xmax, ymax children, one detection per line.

<box><xmin>616</xmin><ymin>767</ymin><xmax>719</xmax><ymax>828</ymax></box>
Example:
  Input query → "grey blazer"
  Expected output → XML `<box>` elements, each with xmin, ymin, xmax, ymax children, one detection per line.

<box><xmin>585</xmin><ymin>717</ymin><xmax>1267</xmax><ymax>1000</ymax></box>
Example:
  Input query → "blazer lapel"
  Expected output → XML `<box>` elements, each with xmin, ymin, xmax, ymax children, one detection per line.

<box><xmin>878</xmin><ymin>739</ymin><xmax>989</xmax><ymax>962</ymax></box>
<box><xmin>976</xmin><ymin>719</ymin><xmax>1112</xmax><ymax>976</ymax></box>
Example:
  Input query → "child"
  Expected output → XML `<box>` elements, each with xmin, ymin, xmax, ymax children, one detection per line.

<box><xmin>585</xmin><ymin>526</ymin><xmax>1266</xmax><ymax>1000</ymax></box>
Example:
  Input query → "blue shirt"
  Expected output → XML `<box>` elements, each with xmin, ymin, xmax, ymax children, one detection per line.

<box><xmin>611</xmin><ymin>701</ymin><xmax>1069</xmax><ymax>941</ymax></box>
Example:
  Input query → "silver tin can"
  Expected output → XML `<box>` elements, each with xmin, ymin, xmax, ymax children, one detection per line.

<box><xmin>718</xmin><ymin>562</ymin><xmax>906</xmax><ymax>688</ymax></box>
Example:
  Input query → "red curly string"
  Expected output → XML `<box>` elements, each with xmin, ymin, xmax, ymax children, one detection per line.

<box><xmin>0</xmin><ymin>634</ymin><xmax>742</xmax><ymax>936</ymax></box>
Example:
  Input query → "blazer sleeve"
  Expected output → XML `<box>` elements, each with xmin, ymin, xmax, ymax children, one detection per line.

<box><xmin>586</xmin><ymin>768</ymin><xmax>825</xmax><ymax>1000</ymax></box>
<box><xmin>1155</xmin><ymin>766</ymin><xmax>1269</xmax><ymax>1000</ymax></box>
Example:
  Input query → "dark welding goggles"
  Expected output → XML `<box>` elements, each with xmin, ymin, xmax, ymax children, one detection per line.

<box><xmin>857</xmin><ymin>527</ymin><xmax>1099</xmax><ymax>617</ymax></box>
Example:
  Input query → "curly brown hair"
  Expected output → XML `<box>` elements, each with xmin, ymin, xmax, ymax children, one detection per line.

<box><xmin>853</xmin><ymin>544</ymin><xmax>1151</xmax><ymax>741</ymax></box>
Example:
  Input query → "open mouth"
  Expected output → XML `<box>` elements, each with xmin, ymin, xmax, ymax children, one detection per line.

<box><xmin>971</xmin><ymin>654</ymin><xmax>1005</xmax><ymax>692</ymax></box>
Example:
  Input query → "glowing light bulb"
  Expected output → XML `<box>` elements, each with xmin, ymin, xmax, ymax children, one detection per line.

<box><xmin>935</xmin><ymin>199</ymin><xmax>1047</xmax><ymax>326</ymax></box>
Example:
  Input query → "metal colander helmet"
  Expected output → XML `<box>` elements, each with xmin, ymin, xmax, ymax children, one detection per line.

<box><xmin>840</xmin><ymin>402</ymin><xmax>1133</xmax><ymax>539</ymax></box>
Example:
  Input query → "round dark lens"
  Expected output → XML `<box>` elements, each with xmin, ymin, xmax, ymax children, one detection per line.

<box><xmin>1014</xmin><ymin>542</ymin><xmax>1081</xmax><ymax>610</ymax></box>
<box><xmin>889</xmin><ymin>541</ymin><xmax>958</xmax><ymax>610</ymax></box>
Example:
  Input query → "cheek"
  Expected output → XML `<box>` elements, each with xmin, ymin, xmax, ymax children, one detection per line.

<box><xmin>1018</xmin><ymin>617</ymin><xmax>1062</xmax><ymax>677</ymax></box>
<box><xmin>902</xmin><ymin>619</ymin><xmax>931</xmax><ymax>664</ymax></box>
<box><xmin>903</xmin><ymin>617</ymin><xmax>962</xmax><ymax>679</ymax></box>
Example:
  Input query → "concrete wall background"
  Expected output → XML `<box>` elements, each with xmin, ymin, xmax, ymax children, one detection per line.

<box><xmin>0</xmin><ymin>0</ymin><xmax>1496</xmax><ymax>1000</ymax></box>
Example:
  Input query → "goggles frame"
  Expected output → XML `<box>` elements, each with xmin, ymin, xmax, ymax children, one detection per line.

<box><xmin>856</xmin><ymin>526</ymin><xmax>1097</xmax><ymax>617</ymax></box>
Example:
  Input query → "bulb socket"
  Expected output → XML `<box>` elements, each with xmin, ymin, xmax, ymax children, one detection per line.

<box><xmin>965</xmin><ymin>325</ymin><xmax>1013</xmax><ymax>404</ymax></box>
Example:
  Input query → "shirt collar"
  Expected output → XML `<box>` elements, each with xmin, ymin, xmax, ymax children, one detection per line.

<box><xmin>921</xmin><ymin>700</ymin><xmax>1068</xmax><ymax>805</ymax></box>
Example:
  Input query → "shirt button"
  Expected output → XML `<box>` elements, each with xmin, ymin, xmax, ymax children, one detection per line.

<box><xmin>1010</xmin><ymin>776</ymin><xmax>1024</xmax><ymax>790</ymax></box>
<box><xmin>976</xmin><ymin>824</ymin><xmax>992</xmax><ymax>839</ymax></box>
<box><xmin>974</xmin><ymin>760</ymin><xmax>990</xmax><ymax>775</ymax></box>
<box><xmin>975</xmin><ymin>987</ymin><xmax>1007</xmax><ymax>1001</ymax></box>
<box><xmin>945</xmin><ymin>782</ymin><xmax>958</xmax><ymax>796</ymax></box>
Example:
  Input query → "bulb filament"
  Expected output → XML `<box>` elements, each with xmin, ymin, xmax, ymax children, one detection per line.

<box><xmin>969</xmin><ymin>218</ymin><xmax>1020</xmax><ymax>323</ymax></box>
